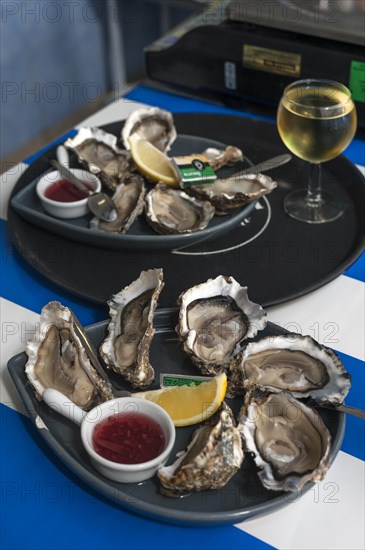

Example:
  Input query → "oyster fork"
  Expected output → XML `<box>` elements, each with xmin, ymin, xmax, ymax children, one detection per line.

<box><xmin>70</xmin><ymin>310</ymin><xmax>130</xmax><ymax>398</ymax></box>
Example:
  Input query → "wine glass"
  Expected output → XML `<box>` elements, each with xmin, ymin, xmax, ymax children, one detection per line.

<box><xmin>277</xmin><ymin>79</ymin><xmax>357</xmax><ymax>223</ymax></box>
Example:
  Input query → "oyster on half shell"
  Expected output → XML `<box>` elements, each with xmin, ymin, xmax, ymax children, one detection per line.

<box><xmin>65</xmin><ymin>127</ymin><xmax>134</xmax><ymax>190</ymax></box>
<box><xmin>100</xmin><ymin>269</ymin><xmax>164</xmax><ymax>388</ymax></box>
<box><xmin>187</xmin><ymin>172</ymin><xmax>277</xmax><ymax>215</ymax></box>
<box><xmin>238</xmin><ymin>389</ymin><xmax>332</xmax><ymax>492</ymax></box>
<box><xmin>145</xmin><ymin>183</ymin><xmax>215</xmax><ymax>235</ymax></box>
<box><xmin>239</xmin><ymin>334</ymin><xmax>351</xmax><ymax>406</ymax></box>
<box><xmin>25</xmin><ymin>302</ymin><xmax>114</xmax><ymax>410</ymax></box>
<box><xmin>158</xmin><ymin>403</ymin><xmax>244</xmax><ymax>493</ymax></box>
<box><xmin>91</xmin><ymin>174</ymin><xmax>146</xmax><ymax>233</ymax></box>
<box><xmin>122</xmin><ymin>107</ymin><xmax>177</xmax><ymax>153</ymax></box>
<box><xmin>176</xmin><ymin>276</ymin><xmax>267</xmax><ymax>376</ymax></box>
<box><xmin>202</xmin><ymin>146</ymin><xmax>244</xmax><ymax>171</ymax></box>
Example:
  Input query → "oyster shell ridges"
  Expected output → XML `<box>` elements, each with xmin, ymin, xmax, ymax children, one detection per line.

<box><xmin>158</xmin><ymin>403</ymin><xmax>244</xmax><ymax>493</ymax></box>
<box><xmin>240</xmin><ymin>334</ymin><xmax>351</xmax><ymax>405</ymax></box>
<box><xmin>176</xmin><ymin>275</ymin><xmax>267</xmax><ymax>375</ymax></box>
<box><xmin>91</xmin><ymin>174</ymin><xmax>146</xmax><ymax>233</ymax></box>
<box><xmin>145</xmin><ymin>183</ymin><xmax>215</xmax><ymax>235</ymax></box>
<box><xmin>25</xmin><ymin>301</ymin><xmax>114</xmax><ymax>410</ymax></box>
<box><xmin>238</xmin><ymin>389</ymin><xmax>332</xmax><ymax>492</ymax></box>
<box><xmin>122</xmin><ymin>107</ymin><xmax>177</xmax><ymax>153</ymax></box>
<box><xmin>100</xmin><ymin>268</ymin><xmax>164</xmax><ymax>388</ymax></box>
<box><xmin>65</xmin><ymin>127</ymin><xmax>134</xmax><ymax>190</ymax></box>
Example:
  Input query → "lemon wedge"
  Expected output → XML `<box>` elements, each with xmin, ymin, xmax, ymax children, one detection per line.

<box><xmin>128</xmin><ymin>133</ymin><xmax>179</xmax><ymax>187</ymax></box>
<box><xmin>132</xmin><ymin>373</ymin><xmax>227</xmax><ymax>427</ymax></box>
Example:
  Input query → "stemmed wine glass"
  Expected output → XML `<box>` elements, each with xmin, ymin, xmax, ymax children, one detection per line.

<box><xmin>277</xmin><ymin>79</ymin><xmax>357</xmax><ymax>223</ymax></box>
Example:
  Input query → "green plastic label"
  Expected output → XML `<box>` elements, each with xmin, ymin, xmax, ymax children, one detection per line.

<box><xmin>349</xmin><ymin>60</ymin><xmax>365</xmax><ymax>103</ymax></box>
<box><xmin>160</xmin><ymin>374</ymin><xmax>211</xmax><ymax>388</ymax></box>
<box><xmin>172</xmin><ymin>155</ymin><xmax>217</xmax><ymax>188</ymax></box>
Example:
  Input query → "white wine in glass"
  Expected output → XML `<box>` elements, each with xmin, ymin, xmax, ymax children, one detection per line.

<box><xmin>277</xmin><ymin>79</ymin><xmax>357</xmax><ymax>223</ymax></box>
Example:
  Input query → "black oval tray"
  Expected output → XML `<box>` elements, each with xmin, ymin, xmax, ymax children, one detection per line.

<box><xmin>7</xmin><ymin>114</ymin><xmax>365</xmax><ymax>308</ymax></box>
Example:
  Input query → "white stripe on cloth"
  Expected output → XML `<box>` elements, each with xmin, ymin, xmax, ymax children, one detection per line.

<box><xmin>267</xmin><ymin>275</ymin><xmax>365</xmax><ymax>361</ymax></box>
<box><xmin>236</xmin><ymin>450</ymin><xmax>365</xmax><ymax>550</ymax></box>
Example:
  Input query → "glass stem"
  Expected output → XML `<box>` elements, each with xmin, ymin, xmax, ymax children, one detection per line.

<box><xmin>306</xmin><ymin>163</ymin><xmax>322</xmax><ymax>207</ymax></box>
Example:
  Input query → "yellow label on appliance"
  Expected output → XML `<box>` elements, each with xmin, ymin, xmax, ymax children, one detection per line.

<box><xmin>243</xmin><ymin>45</ymin><xmax>301</xmax><ymax>77</ymax></box>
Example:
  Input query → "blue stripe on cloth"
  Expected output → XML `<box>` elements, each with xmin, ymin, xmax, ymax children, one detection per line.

<box><xmin>125</xmin><ymin>85</ymin><xmax>365</xmax><ymax>166</ymax></box>
<box><xmin>0</xmin><ymin>404</ymin><xmax>274</xmax><ymax>550</ymax></box>
<box><xmin>344</xmin><ymin>253</ymin><xmax>365</xmax><ymax>283</ymax></box>
<box><xmin>336</xmin><ymin>351</ymin><xmax>365</xmax><ymax>461</ymax></box>
<box><xmin>0</xmin><ymin>219</ymin><xmax>106</xmax><ymax>326</ymax></box>
<box><xmin>23</xmin><ymin>129</ymin><xmax>77</xmax><ymax>165</ymax></box>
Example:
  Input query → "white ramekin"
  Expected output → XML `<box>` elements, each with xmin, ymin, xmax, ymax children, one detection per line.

<box><xmin>36</xmin><ymin>169</ymin><xmax>101</xmax><ymax>219</ymax></box>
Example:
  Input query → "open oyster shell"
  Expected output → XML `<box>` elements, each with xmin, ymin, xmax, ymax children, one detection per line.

<box><xmin>65</xmin><ymin>127</ymin><xmax>134</xmax><ymax>190</ymax></box>
<box><xmin>122</xmin><ymin>107</ymin><xmax>177</xmax><ymax>153</ymax></box>
<box><xmin>158</xmin><ymin>403</ymin><xmax>244</xmax><ymax>493</ymax></box>
<box><xmin>187</xmin><ymin>172</ymin><xmax>277</xmax><ymax>215</ymax></box>
<box><xmin>91</xmin><ymin>174</ymin><xmax>146</xmax><ymax>233</ymax></box>
<box><xmin>176</xmin><ymin>275</ymin><xmax>267</xmax><ymax>376</ymax></box>
<box><xmin>145</xmin><ymin>183</ymin><xmax>215</xmax><ymax>235</ymax></box>
<box><xmin>202</xmin><ymin>146</ymin><xmax>244</xmax><ymax>171</ymax></box>
<box><xmin>25</xmin><ymin>302</ymin><xmax>114</xmax><ymax>410</ymax></box>
<box><xmin>240</xmin><ymin>334</ymin><xmax>351</xmax><ymax>406</ymax></box>
<box><xmin>238</xmin><ymin>389</ymin><xmax>331</xmax><ymax>492</ymax></box>
<box><xmin>100</xmin><ymin>269</ymin><xmax>164</xmax><ymax>388</ymax></box>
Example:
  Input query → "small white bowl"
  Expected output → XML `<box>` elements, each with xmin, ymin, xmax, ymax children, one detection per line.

<box><xmin>36</xmin><ymin>169</ymin><xmax>101</xmax><ymax>219</ymax></box>
<box><xmin>81</xmin><ymin>397</ymin><xmax>176</xmax><ymax>483</ymax></box>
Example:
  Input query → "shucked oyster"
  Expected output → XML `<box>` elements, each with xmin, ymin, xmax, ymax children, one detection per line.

<box><xmin>91</xmin><ymin>174</ymin><xmax>146</xmax><ymax>233</ymax></box>
<box><xmin>100</xmin><ymin>269</ymin><xmax>164</xmax><ymax>388</ymax></box>
<box><xmin>187</xmin><ymin>172</ymin><xmax>277</xmax><ymax>215</ymax></box>
<box><xmin>239</xmin><ymin>334</ymin><xmax>351</xmax><ymax>406</ymax></box>
<box><xmin>65</xmin><ymin>127</ymin><xmax>134</xmax><ymax>190</ymax></box>
<box><xmin>145</xmin><ymin>183</ymin><xmax>215</xmax><ymax>235</ymax></box>
<box><xmin>238</xmin><ymin>389</ymin><xmax>331</xmax><ymax>492</ymax></box>
<box><xmin>158</xmin><ymin>403</ymin><xmax>244</xmax><ymax>493</ymax></box>
<box><xmin>25</xmin><ymin>302</ymin><xmax>114</xmax><ymax>410</ymax></box>
<box><xmin>202</xmin><ymin>146</ymin><xmax>244</xmax><ymax>171</ymax></box>
<box><xmin>177</xmin><ymin>276</ymin><xmax>267</xmax><ymax>376</ymax></box>
<box><xmin>122</xmin><ymin>107</ymin><xmax>177</xmax><ymax>153</ymax></box>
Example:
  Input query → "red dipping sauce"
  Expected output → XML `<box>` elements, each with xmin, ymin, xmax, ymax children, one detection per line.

<box><xmin>44</xmin><ymin>178</ymin><xmax>92</xmax><ymax>202</ymax></box>
<box><xmin>92</xmin><ymin>412</ymin><xmax>166</xmax><ymax>464</ymax></box>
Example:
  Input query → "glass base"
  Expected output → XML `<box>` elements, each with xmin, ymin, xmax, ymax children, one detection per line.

<box><xmin>284</xmin><ymin>189</ymin><xmax>348</xmax><ymax>224</ymax></box>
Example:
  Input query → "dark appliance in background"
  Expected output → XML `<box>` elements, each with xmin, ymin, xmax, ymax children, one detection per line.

<box><xmin>145</xmin><ymin>0</ymin><xmax>365</xmax><ymax>128</ymax></box>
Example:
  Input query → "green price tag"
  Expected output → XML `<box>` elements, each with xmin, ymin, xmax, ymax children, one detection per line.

<box><xmin>349</xmin><ymin>61</ymin><xmax>365</xmax><ymax>103</ymax></box>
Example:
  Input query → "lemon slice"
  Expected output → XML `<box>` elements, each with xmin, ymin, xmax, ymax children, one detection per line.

<box><xmin>128</xmin><ymin>133</ymin><xmax>179</xmax><ymax>187</ymax></box>
<box><xmin>132</xmin><ymin>373</ymin><xmax>227</xmax><ymax>427</ymax></box>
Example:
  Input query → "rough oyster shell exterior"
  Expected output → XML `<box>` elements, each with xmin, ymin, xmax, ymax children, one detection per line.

<box><xmin>25</xmin><ymin>302</ymin><xmax>114</xmax><ymax>410</ymax></box>
<box><xmin>240</xmin><ymin>334</ymin><xmax>351</xmax><ymax>406</ymax></box>
<box><xmin>158</xmin><ymin>403</ymin><xmax>244</xmax><ymax>493</ymax></box>
<box><xmin>100</xmin><ymin>269</ymin><xmax>164</xmax><ymax>388</ymax></box>
<box><xmin>145</xmin><ymin>183</ymin><xmax>215</xmax><ymax>235</ymax></box>
<box><xmin>238</xmin><ymin>389</ymin><xmax>332</xmax><ymax>492</ymax></box>
<box><xmin>91</xmin><ymin>174</ymin><xmax>146</xmax><ymax>233</ymax></box>
<box><xmin>176</xmin><ymin>275</ymin><xmax>267</xmax><ymax>376</ymax></box>
<box><xmin>187</xmin><ymin>172</ymin><xmax>277</xmax><ymax>215</ymax></box>
<box><xmin>121</xmin><ymin>107</ymin><xmax>177</xmax><ymax>153</ymax></box>
<box><xmin>65</xmin><ymin>127</ymin><xmax>134</xmax><ymax>190</ymax></box>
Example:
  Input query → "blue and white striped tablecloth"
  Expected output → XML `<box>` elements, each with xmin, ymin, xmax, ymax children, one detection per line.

<box><xmin>1</xmin><ymin>86</ymin><xmax>364</xmax><ymax>550</ymax></box>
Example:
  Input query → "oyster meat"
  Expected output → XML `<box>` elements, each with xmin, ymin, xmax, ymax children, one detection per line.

<box><xmin>91</xmin><ymin>174</ymin><xmax>146</xmax><ymax>233</ymax></box>
<box><xmin>100</xmin><ymin>269</ymin><xmax>164</xmax><ymax>388</ymax></box>
<box><xmin>65</xmin><ymin>127</ymin><xmax>134</xmax><ymax>190</ymax></box>
<box><xmin>158</xmin><ymin>403</ymin><xmax>244</xmax><ymax>493</ymax></box>
<box><xmin>240</xmin><ymin>334</ymin><xmax>351</xmax><ymax>406</ymax></box>
<box><xmin>187</xmin><ymin>172</ymin><xmax>277</xmax><ymax>215</ymax></box>
<box><xmin>202</xmin><ymin>146</ymin><xmax>244</xmax><ymax>171</ymax></box>
<box><xmin>145</xmin><ymin>183</ymin><xmax>215</xmax><ymax>235</ymax></box>
<box><xmin>176</xmin><ymin>276</ymin><xmax>267</xmax><ymax>375</ymax></box>
<box><xmin>238</xmin><ymin>389</ymin><xmax>331</xmax><ymax>492</ymax></box>
<box><xmin>122</xmin><ymin>107</ymin><xmax>177</xmax><ymax>153</ymax></box>
<box><xmin>25</xmin><ymin>302</ymin><xmax>114</xmax><ymax>410</ymax></box>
